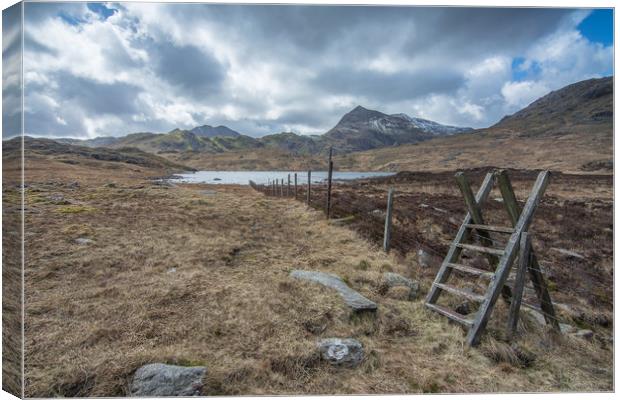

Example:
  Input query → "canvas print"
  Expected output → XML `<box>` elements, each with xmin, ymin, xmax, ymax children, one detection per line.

<box><xmin>2</xmin><ymin>2</ymin><xmax>614</xmax><ymax>397</ymax></box>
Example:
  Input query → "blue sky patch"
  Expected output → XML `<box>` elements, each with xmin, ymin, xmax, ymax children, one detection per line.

<box><xmin>578</xmin><ymin>9</ymin><xmax>613</xmax><ymax>46</ymax></box>
<box><xmin>87</xmin><ymin>3</ymin><xmax>117</xmax><ymax>20</ymax></box>
<box><xmin>511</xmin><ymin>57</ymin><xmax>542</xmax><ymax>82</ymax></box>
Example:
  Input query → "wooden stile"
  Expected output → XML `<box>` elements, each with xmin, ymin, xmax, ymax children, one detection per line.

<box><xmin>426</xmin><ymin>169</ymin><xmax>558</xmax><ymax>346</ymax></box>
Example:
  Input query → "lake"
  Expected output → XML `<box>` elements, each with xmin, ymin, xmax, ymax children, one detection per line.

<box><xmin>169</xmin><ymin>170</ymin><xmax>395</xmax><ymax>185</ymax></box>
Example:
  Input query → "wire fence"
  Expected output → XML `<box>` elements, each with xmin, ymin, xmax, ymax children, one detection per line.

<box><xmin>247</xmin><ymin>166</ymin><xmax>588</xmax><ymax>329</ymax></box>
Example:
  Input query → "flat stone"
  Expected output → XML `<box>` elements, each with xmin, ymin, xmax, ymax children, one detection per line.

<box><xmin>551</xmin><ymin>248</ymin><xmax>585</xmax><ymax>260</ymax></box>
<box><xmin>290</xmin><ymin>270</ymin><xmax>377</xmax><ymax>312</ymax></box>
<box><xmin>130</xmin><ymin>363</ymin><xmax>206</xmax><ymax>396</ymax></box>
<box><xmin>382</xmin><ymin>272</ymin><xmax>419</xmax><ymax>301</ymax></box>
<box><xmin>75</xmin><ymin>238</ymin><xmax>94</xmax><ymax>245</ymax></box>
<box><xmin>317</xmin><ymin>338</ymin><xmax>364</xmax><ymax>367</ymax></box>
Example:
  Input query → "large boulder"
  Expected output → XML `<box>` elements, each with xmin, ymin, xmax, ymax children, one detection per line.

<box><xmin>318</xmin><ymin>338</ymin><xmax>364</xmax><ymax>367</ymax></box>
<box><xmin>290</xmin><ymin>270</ymin><xmax>377</xmax><ymax>311</ymax></box>
<box><xmin>130</xmin><ymin>363</ymin><xmax>206</xmax><ymax>397</ymax></box>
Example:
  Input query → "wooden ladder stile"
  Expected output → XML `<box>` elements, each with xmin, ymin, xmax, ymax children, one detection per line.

<box><xmin>425</xmin><ymin>169</ymin><xmax>559</xmax><ymax>346</ymax></box>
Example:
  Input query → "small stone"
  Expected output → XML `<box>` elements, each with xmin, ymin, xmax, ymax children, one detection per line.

<box><xmin>433</xmin><ymin>207</ymin><xmax>447</xmax><ymax>213</ymax></box>
<box><xmin>318</xmin><ymin>338</ymin><xmax>364</xmax><ymax>367</ymax></box>
<box><xmin>417</xmin><ymin>249</ymin><xmax>432</xmax><ymax>268</ymax></box>
<box><xmin>494</xmin><ymin>197</ymin><xmax>504</xmax><ymax>203</ymax></box>
<box><xmin>523</xmin><ymin>308</ymin><xmax>546</xmax><ymax>327</ymax></box>
<box><xmin>370</xmin><ymin>209</ymin><xmax>385</xmax><ymax>218</ymax></box>
<box><xmin>551</xmin><ymin>248</ymin><xmax>585</xmax><ymax>260</ymax></box>
<box><xmin>75</xmin><ymin>238</ymin><xmax>94</xmax><ymax>245</ymax></box>
<box><xmin>130</xmin><ymin>363</ymin><xmax>206</xmax><ymax>396</ymax></box>
<box><xmin>455</xmin><ymin>301</ymin><xmax>471</xmax><ymax>315</ymax></box>
<box><xmin>574</xmin><ymin>329</ymin><xmax>594</xmax><ymax>340</ymax></box>
<box><xmin>167</xmin><ymin>268</ymin><xmax>177</xmax><ymax>274</ymax></box>
<box><xmin>382</xmin><ymin>272</ymin><xmax>419</xmax><ymax>301</ymax></box>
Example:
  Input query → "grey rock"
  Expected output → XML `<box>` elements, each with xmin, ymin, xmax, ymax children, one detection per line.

<box><xmin>130</xmin><ymin>363</ymin><xmax>206</xmax><ymax>396</ymax></box>
<box><xmin>494</xmin><ymin>197</ymin><xmax>504</xmax><ymax>203</ymax></box>
<box><xmin>167</xmin><ymin>268</ymin><xmax>177</xmax><ymax>274</ymax></box>
<box><xmin>551</xmin><ymin>247</ymin><xmax>585</xmax><ymax>260</ymax></box>
<box><xmin>75</xmin><ymin>238</ymin><xmax>94</xmax><ymax>245</ymax></box>
<box><xmin>574</xmin><ymin>329</ymin><xmax>594</xmax><ymax>340</ymax></box>
<box><xmin>318</xmin><ymin>338</ymin><xmax>364</xmax><ymax>367</ymax></box>
<box><xmin>290</xmin><ymin>270</ymin><xmax>377</xmax><ymax>311</ymax></box>
<box><xmin>382</xmin><ymin>272</ymin><xmax>419</xmax><ymax>300</ymax></box>
<box><xmin>433</xmin><ymin>206</ymin><xmax>447</xmax><ymax>213</ymax></box>
<box><xmin>417</xmin><ymin>249</ymin><xmax>432</xmax><ymax>268</ymax></box>
<box><xmin>370</xmin><ymin>209</ymin><xmax>385</xmax><ymax>218</ymax></box>
<box><xmin>523</xmin><ymin>308</ymin><xmax>546</xmax><ymax>326</ymax></box>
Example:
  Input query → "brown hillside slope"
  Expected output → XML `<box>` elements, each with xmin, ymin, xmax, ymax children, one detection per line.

<box><xmin>336</xmin><ymin>77</ymin><xmax>612</xmax><ymax>173</ymax></box>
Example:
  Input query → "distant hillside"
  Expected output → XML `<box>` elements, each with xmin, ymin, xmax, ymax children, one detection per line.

<box><xmin>190</xmin><ymin>125</ymin><xmax>241</xmax><ymax>138</ymax></box>
<box><xmin>493</xmin><ymin>76</ymin><xmax>612</xmax><ymax>135</ymax></box>
<box><xmin>4</xmin><ymin>136</ymin><xmax>193</xmax><ymax>171</ymax></box>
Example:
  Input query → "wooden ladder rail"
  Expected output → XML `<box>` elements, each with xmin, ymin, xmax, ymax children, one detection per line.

<box><xmin>497</xmin><ymin>170</ymin><xmax>560</xmax><ymax>331</ymax></box>
<box><xmin>455</xmin><ymin>173</ymin><xmax>513</xmax><ymax>301</ymax></box>
<box><xmin>425</xmin><ymin>172</ymin><xmax>495</xmax><ymax>305</ymax></box>
<box><xmin>466</xmin><ymin>170</ymin><xmax>551</xmax><ymax>346</ymax></box>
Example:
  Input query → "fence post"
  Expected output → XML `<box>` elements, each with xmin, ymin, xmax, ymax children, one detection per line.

<box><xmin>326</xmin><ymin>147</ymin><xmax>333</xmax><ymax>219</ymax></box>
<box><xmin>287</xmin><ymin>174</ymin><xmax>291</xmax><ymax>197</ymax></box>
<box><xmin>383</xmin><ymin>187</ymin><xmax>395</xmax><ymax>252</ymax></box>
<box><xmin>307</xmin><ymin>170</ymin><xmax>311</xmax><ymax>206</ymax></box>
<box><xmin>280</xmin><ymin>178</ymin><xmax>284</xmax><ymax>197</ymax></box>
<box><xmin>294</xmin><ymin>173</ymin><xmax>298</xmax><ymax>199</ymax></box>
<box><xmin>272</xmin><ymin>180</ymin><xmax>276</xmax><ymax>196</ymax></box>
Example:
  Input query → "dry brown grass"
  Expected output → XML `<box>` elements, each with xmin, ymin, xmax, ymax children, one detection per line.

<box><xmin>335</xmin><ymin>129</ymin><xmax>612</xmax><ymax>174</ymax></box>
<box><xmin>18</xmin><ymin>155</ymin><xmax>612</xmax><ymax>396</ymax></box>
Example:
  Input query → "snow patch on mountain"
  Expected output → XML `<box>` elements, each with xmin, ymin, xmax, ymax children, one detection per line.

<box><xmin>391</xmin><ymin>113</ymin><xmax>473</xmax><ymax>135</ymax></box>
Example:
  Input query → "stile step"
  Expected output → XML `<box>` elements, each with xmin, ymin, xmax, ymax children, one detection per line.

<box><xmin>433</xmin><ymin>282</ymin><xmax>486</xmax><ymax>302</ymax></box>
<box><xmin>426</xmin><ymin>302</ymin><xmax>474</xmax><ymax>326</ymax></box>
<box><xmin>447</xmin><ymin>263</ymin><xmax>495</xmax><ymax>278</ymax></box>
<box><xmin>465</xmin><ymin>224</ymin><xmax>514</xmax><ymax>234</ymax></box>
<box><xmin>457</xmin><ymin>243</ymin><xmax>505</xmax><ymax>256</ymax></box>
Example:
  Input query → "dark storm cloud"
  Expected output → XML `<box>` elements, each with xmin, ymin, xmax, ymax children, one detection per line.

<box><xmin>55</xmin><ymin>72</ymin><xmax>142</xmax><ymax>115</ymax></box>
<box><xmin>153</xmin><ymin>41</ymin><xmax>226</xmax><ymax>99</ymax></box>
<box><xmin>313</xmin><ymin>67</ymin><xmax>465</xmax><ymax>102</ymax></box>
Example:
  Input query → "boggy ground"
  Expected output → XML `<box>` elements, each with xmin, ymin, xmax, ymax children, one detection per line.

<box><xmin>18</xmin><ymin>161</ymin><xmax>613</xmax><ymax>396</ymax></box>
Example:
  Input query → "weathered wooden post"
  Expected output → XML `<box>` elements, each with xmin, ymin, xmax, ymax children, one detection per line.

<box><xmin>287</xmin><ymin>174</ymin><xmax>291</xmax><ymax>197</ymax></box>
<box><xmin>272</xmin><ymin>180</ymin><xmax>276</xmax><ymax>196</ymax></box>
<box><xmin>326</xmin><ymin>147</ymin><xmax>333</xmax><ymax>219</ymax></box>
<box><xmin>307</xmin><ymin>170</ymin><xmax>311</xmax><ymax>206</ymax></box>
<box><xmin>280</xmin><ymin>178</ymin><xmax>284</xmax><ymax>197</ymax></box>
<box><xmin>507</xmin><ymin>232</ymin><xmax>530</xmax><ymax>339</ymax></box>
<box><xmin>383</xmin><ymin>187</ymin><xmax>395</xmax><ymax>252</ymax></box>
<box><xmin>294</xmin><ymin>173</ymin><xmax>298</xmax><ymax>199</ymax></box>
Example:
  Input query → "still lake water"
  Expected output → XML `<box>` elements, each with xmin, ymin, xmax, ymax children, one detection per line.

<box><xmin>170</xmin><ymin>170</ymin><xmax>395</xmax><ymax>185</ymax></box>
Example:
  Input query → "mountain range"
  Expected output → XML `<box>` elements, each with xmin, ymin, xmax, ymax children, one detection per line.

<box><xmin>56</xmin><ymin>107</ymin><xmax>473</xmax><ymax>155</ymax></box>
<box><xmin>20</xmin><ymin>76</ymin><xmax>613</xmax><ymax>173</ymax></box>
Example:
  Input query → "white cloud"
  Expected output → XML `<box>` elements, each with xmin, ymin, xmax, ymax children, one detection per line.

<box><xmin>15</xmin><ymin>5</ymin><xmax>613</xmax><ymax>138</ymax></box>
<box><xmin>501</xmin><ymin>80</ymin><xmax>551</xmax><ymax>108</ymax></box>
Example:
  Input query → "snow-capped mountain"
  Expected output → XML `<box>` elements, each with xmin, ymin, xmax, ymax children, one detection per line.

<box><xmin>390</xmin><ymin>113</ymin><xmax>473</xmax><ymax>135</ymax></box>
<box><xmin>323</xmin><ymin>106</ymin><xmax>473</xmax><ymax>152</ymax></box>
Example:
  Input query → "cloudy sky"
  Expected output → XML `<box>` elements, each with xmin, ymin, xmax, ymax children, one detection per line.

<box><xmin>2</xmin><ymin>3</ymin><xmax>614</xmax><ymax>139</ymax></box>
